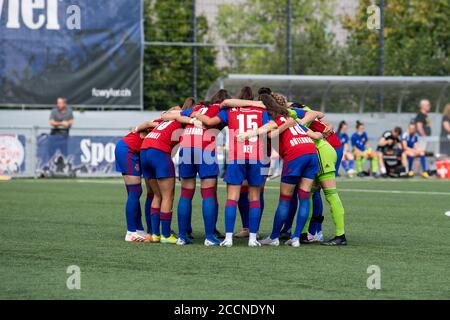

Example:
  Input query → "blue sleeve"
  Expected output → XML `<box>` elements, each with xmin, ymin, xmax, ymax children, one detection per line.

<box><xmin>217</xmin><ymin>109</ymin><xmax>228</xmax><ymax>125</ymax></box>
<box><xmin>299</xmin><ymin>124</ymin><xmax>308</xmax><ymax>132</ymax></box>
<box><xmin>294</xmin><ymin>109</ymin><xmax>307</xmax><ymax>119</ymax></box>
<box><xmin>181</xmin><ymin>108</ymin><xmax>193</xmax><ymax>117</ymax></box>
<box><xmin>351</xmin><ymin>134</ymin><xmax>357</xmax><ymax>147</ymax></box>
<box><xmin>362</xmin><ymin>132</ymin><xmax>368</xmax><ymax>143</ymax></box>
<box><xmin>262</xmin><ymin>111</ymin><xmax>272</xmax><ymax>124</ymax></box>
<box><xmin>342</xmin><ymin>134</ymin><xmax>349</xmax><ymax>144</ymax></box>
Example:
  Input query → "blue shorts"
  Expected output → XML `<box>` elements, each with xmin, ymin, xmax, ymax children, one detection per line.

<box><xmin>115</xmin><ymin>139</ymin><xmax>141</xmax><ymax>176</ymax></box>
<box><xmin>335</xmin><ymin>146</ymin><xmax>344</xmax><ymax>174</ymax></box>
<box><xmin>281</xmin><ymin>154</ymin><xmax>319</xmax><ymax>185</ymax></box>
<box><xmin>179</xmin><ymin>148</ymin><xmax>219</xmax><ymax>179</ymax></box>
<box><xmin>224</xmin><ymin>160</ymin><xmax>266</xmax><ymax>187</ymax></box>
<box><xmin>140</xmin><ymin>148</ymin><xmax>175</xmax><ymax>179</ymax></box>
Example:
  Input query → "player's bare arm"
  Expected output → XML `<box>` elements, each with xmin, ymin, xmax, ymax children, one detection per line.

<box><xmin>298</xmin><ymin>110</ymin><xmax>324</xmax><ymax>126</ymax></box>
<box><xmin>220</xmin><ymin>99</ymin><xmax>265</xmax><ymax>109</ymax></box>
<box><xmin>195</xmin><ymin>114</ymin><xmax>221</xmax><ymax>127</ymax></box>
<box><xmin>134</xmin><ymin>120</ymin><xmax>159</xmax><ymax>133</ymax></box>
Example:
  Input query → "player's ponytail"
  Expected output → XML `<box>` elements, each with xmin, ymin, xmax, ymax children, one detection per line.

<box><xmin>237</xmin><ymin>86</ymin><xmax>254</xmax><ymax>100</ymax></box>
<box><xmin>182</xmin><ymin>97</ymin><xmax>196</xmax><ymax>110</ymax></box>
<box><xmin>210</xmin><ymin>89</ymin><xmax>231</xmax><ymax>104</ymax></box>
<box><xmin>260</xmin><ymin>94</ymin><xmax>289</xmax><ymax>119</ymax></box>
<box><xmin>338</xmin><ymin>120</ymin><xmax>347</xmax><ymax>133</ymax></box>
<box><xmin>270</xmin><ymin>92</ymin><xmax>288</xmax><ymax>108</ymax></box>
<box><xmin>199</xmin><ymin>99</ymin><xmax>211</xmax><ymax>107</ymax></box>
<box><xmin>356</xmin><ymin>120</ymin><xmax>364</xmax><ymax>130</ymax></box>
<box><xmin>257</xmin><ymin>87</ymin><xmax>272</xmax><ymax>100</ymax></box>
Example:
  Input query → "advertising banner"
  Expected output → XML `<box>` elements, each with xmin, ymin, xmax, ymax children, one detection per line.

<box><xmin>37</xmin><ymin>134</ymin><xmax>121</xmax><ymax>177</ymax></box>
<box><xmin>0</xmin><ymin>0</ymin><xmax>143</xmax><ymax>108</ymax></box>
<box><xmin>0</xmin><ymin>134</ymin><xmax>26</xmax><ymax>175</ymax></box>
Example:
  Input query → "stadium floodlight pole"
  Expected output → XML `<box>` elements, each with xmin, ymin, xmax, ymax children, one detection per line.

<box><xmin>378</xmin><ymin>0</ymin><xmax>385</xmax><ymax>113</ymax></box>
<box><xmin>286</xmin><ymin>0</ymin><xmax>293</xmax><ymax>101</ymax></box>
<box><xmin>192</xmin><ymin>0</ymin><xmax>197</xmax><ymax>100</ymax></box>
<box><xmin>286</xmin><ymin>0</ymin><xmax>292</xmax><ymax>76</ymax></box>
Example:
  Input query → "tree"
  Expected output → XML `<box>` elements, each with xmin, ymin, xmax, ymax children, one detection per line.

<box><xmin>342</xmin><ymin>0</ymin><xmax>450</xmax><ymax>76</ymax></box>
<box><xmin>216</xmin><ymin>0</ymin><xmax>343</xmax><ymax>75</ymax></box>
<box><xmin>143</xmin><ymin>0</ymin><xmax>220</xmax><ymax>110</ymax></box>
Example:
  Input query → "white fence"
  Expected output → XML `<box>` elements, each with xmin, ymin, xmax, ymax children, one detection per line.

<box><xmin>0</xmin><ymin>111</ymin><xmax>448</xmax><ymax>178</ymax></box>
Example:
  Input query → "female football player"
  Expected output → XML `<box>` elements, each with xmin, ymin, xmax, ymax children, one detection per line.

<box><xmin>351</xmin><ymin>121</ymin><xmax>379</xmax><ymax>177</ymax></box>
<box><xmin>239</xmin><ymin>95</ymin><xmax>321</xmax><ymax>247</ymax></box>
<box><xmin>138</xmin><ymin>100</ymin><xmax>194</xmax><ymax>244</ymax></box>
<box><xmin>337</xmin><ymin>121</ymin><xmax>355</xmax><ymax>176</ymax></box>
<box><xmin>223</xmin><ymin>94</ymin><xmax>330</xmax><ymax>243</ymax></box>
<box><xmin>402</xmin><ymin>121</ymin><xmax>428</xmax><ymax>178</ymax></box>
<box><xmin>161</xmin><ymin>91</ymin><xmax>230</xmax><ymax>246</ymax></box>
<box><xmin>115</xmin><ymin>127</ymin><xmax>157</xmax><ymax>242</ymax></box>
<box><xmin>192</xmin><ymin>92</ymin><xmax>272</xmax><ymax>247</ymax></box>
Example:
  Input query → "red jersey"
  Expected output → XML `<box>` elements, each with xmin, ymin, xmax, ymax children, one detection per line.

<box><xmin>275</xmin><ymin>116</ymin><xmax>317</xmax><ymax>162</ymax></box>
<box><xmin>141</xmin><ymin>119</ymin><xmax>182</xmax><ymax>153</ymax></box>
<box><xmin>218</xmin><ymin>106</ymin><xmax>271</xmax><ymax>161</ymax></box>
<box><xmin>122</xmin><ymin>132</ymin><xmax>144</xmax><ymax>153</ymax></box>
<box><xmin>309</xmin><ymin>119</ymin><xmax>342</xmax><ymax>149</ymax></box>
<box><xmin>180</xmin><ymin>104</ymin><xmax>221</xmax><ymax>151</ymax></box>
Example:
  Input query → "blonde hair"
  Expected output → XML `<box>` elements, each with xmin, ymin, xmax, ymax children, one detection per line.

<box><xmin>270</xmin><ymin>92</ymin><xmax>288</xmax><ymax>108</ymax></box>
<box><xmin>443</xmin><ymin>103</ymin><xmax>450</xmax><ymax>117</ymax></box>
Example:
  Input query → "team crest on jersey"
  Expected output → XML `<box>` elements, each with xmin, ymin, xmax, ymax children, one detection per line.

<box><xmin>134</xmin><ymin>164</ymin><xmax>140</xmax><ymax>171</ymax></box>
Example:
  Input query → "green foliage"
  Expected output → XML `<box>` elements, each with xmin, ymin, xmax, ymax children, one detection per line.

<box><xmin>217</xmin><ymin>0</ymin><xmax>449</xmax><ymax>77</ymax></box>
<box><xmin>343</xmin><ymin>0</ymin><xmax>450</xmax><ymax>76</ymax></box>
<box><xmin>216</xmin><ymin>0</ymin><xmax>343</xmax><ymax>75</ymax></box>
<box><xmin>143</xmin><ymin>0</ymin><xmax>220</xmax><ymax>110</ymax></box>
<box><xmin>142</xmin><ymin>0</ymin><xmax>449</xmax><ymax>112</ymax></box>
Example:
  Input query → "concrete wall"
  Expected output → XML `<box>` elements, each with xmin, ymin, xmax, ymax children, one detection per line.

<box><xmin>0</xmin><ymin>109</ymin><xmax>446</xmax><ymax>155</ymax></box>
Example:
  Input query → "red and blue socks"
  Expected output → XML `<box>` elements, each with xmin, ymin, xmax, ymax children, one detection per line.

<box><xmin>258</xmin><ymin>189</ymin><xmax>265</xmax><ymax>226</ymax></box>
<box><xmin>160</xmin><ymin>211</ymin><xmax>173</xmax><ymax>238</ymax></box>
<box><xmin>150</xmin><ymin>207</ymin><xmax>161</xmax><ymax>236</ymax></box>
<box><xmin>238</xmin><ymin>186</ymin><xmax>249</xmax><ymax>229</ymax></box>
<box><xmin>201</xmin><ymin>187</ymin><xmax>217</xmax><ymax>240</ymax></box>
<box><xmin>125</xmin><ymin>184</ymin><xmax>142</xmax><ymax>232</ymax></box>
<box><xmin>292</xmin><ymin>189</ymin><xmax>311</xmax><ymax>239</ymax></box>
<box><xmin>225</xmin><ymin>199</ymin><xmax>238</xmax><ymax>234</ymax></box>
<box><xmin>249</xmin><ymin>200</ymin><xmax>262</xmax><ymax>234</ymax></box>
<box><xmin>136</xmin><ymin>206</ymin><xmax>144</xmax><ymax>231</ymax></box>
<box><xmin>281</xmin><ymin>189</ymin><xmax>298</xmax><ymax>233</ymax></box>
<box><xmin>177</xmin><ymin>187</ymin><xmax>195</xmax><ymax>240</ymax></box>
<box><xmin>270</xmin><ymin>193</ymin><xmax>292</xmax><ymax>239</ymax></box>
<box><xmin>144</xmin><ymin>191</ymin><xmax>153</xmax><ymax>234</ymax></box>
<box><xmin>308</xmin><ymin>189</ymin><xmax>323</xmax><ymax>235</ymax></box>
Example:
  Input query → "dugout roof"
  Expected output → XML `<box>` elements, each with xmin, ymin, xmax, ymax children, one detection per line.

<box><xmin>206</xmin><ymin>75</ymin><xmax>450</xmax><ymax>113</ymax></box>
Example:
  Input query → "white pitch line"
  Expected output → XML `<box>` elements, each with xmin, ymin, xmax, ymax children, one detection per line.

<box><xmin>215</xmin><ymin>184</ymin><xmax>450</xmax><ymax>196</ymax></box>
<box><xmin>25</xmin><ymin>179</ymin><xmax>450</xmax><ymax>196</ymax></box>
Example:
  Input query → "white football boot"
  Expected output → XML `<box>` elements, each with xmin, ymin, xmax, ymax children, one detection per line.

<box><xmin>285</xmin><ymin>237</ymin><xmax>300</xmax><ymax>247</ymax></box>
<box><xmin>125</xmin><ymin>231</ymin><xmax>146</xmax><ymax>242</ymax></box>
<box><xmin>220</xmin><ymin>239</ymin><xmax>233</xmax><ymax>247</ymax></box>
<box><xmin>248</xmin><ymin>239</ymin><xmax>262</xmax><ymax>247</ymax></box>
<box><xmin>259</xmin><ymin>237</ymin><xmax>280</xmax><ymax>246</ymax></box>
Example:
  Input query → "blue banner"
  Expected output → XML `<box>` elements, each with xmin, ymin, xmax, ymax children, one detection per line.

<box><xmin>0</xmin><ymin>0</ymin><xmax>142</xmax><ymax>108</ymax></box>
<box><xmin>37</xmin><ymin>135</ymin><xmax>121</xmax><ymax>177</ymax></box>
<box><xmin>0</xmin><ymin>134</ymin><xmax>26</xmax><ymax>174</ymax></box>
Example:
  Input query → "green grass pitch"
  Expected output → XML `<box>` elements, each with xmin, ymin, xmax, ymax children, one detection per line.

<box><xmin>1</xmin><ymin>178</ymin><xmax>449</xmax><ymax>300</ymax></box>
